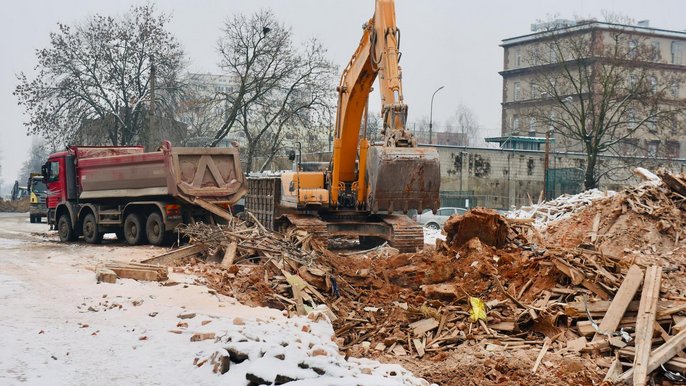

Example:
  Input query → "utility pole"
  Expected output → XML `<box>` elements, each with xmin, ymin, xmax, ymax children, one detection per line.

<box><xmin>147</xmin><ymin>58</ymin><xmax>156</xmax><ymax>151</ymax></box>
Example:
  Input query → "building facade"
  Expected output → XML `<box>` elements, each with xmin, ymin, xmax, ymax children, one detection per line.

<box><xmin>499</xmin><ymin>20</ymin><xmax>686</xmax><ymax>158</ymax></box>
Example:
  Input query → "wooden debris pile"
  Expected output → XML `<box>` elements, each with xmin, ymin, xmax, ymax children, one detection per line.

<box><xmin>147</xmin><ymin>170</ymin><xmax>686</xmax><ymax>385</ymax></box>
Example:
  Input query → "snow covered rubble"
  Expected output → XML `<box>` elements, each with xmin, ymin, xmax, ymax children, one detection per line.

<box><xmin>505</xmin><ymin>188</ymin><xmax>615</xmax><ymax>228</ymax></box>
<box><xmin>191</xmin><ymin>310</ymin><xmax>433</xmax><ymax>386</ymax></box>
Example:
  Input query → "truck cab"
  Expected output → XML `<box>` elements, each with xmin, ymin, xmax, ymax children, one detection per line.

<box><xmin>28</xmin><ymin>173</ymin><xmax>48</xmax><ymax>223</ymax></box>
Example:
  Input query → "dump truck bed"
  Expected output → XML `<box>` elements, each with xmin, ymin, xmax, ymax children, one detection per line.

<box><xmin>76</xmin><ymin>142</ymin><xmax>245</xmax><ymax>204</ymax></box>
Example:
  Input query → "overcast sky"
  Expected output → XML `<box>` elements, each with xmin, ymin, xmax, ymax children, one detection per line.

<box><xmin>1</xmin><ymin>0</ymin><xmax>685</xmax><ymax>190</ymax></box>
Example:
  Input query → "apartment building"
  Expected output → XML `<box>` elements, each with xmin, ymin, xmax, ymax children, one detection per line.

<box><xmin>498</xmin><ymin>19</ymin><xmax>686</xmax><ymax>158</ymax></box>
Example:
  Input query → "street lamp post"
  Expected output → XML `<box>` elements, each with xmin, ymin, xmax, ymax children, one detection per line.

<box><xmin>429</xmin><ymin>86</ymin><xmax>444</xmax><ymax>145</ymax></box>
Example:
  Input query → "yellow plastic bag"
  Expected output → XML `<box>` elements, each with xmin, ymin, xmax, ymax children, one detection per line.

<box><xmin>469</xmin><ymin>297</ymin><xmax>487</xmax><ymax>322</ymax></box>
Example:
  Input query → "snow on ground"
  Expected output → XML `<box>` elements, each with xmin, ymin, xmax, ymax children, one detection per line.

<box><xmin>0</xmin><ymin>213</ymin><xmax>433</xmax><ymax>386</ymax></box>
<box><xmin>423</xmin><ymin>227</ymin><xmax>446</xmax><ymax>246</ymax></box>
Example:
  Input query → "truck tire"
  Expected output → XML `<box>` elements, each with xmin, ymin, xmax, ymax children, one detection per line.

<box><xmin>30</xmin><ymin>215</ymin><xmax>35</xmax><ymax>223</ymax></box>
<box><xmin>124</xmin><ymin>213</ymin><xmax>147</xmax><ymax>245</ymax></box>
<box><xmin>146</xmin><ymin>212</ymin><xmax>166</xmax><ymax>246</ymax></box>
<box><xmin>82</xmin><ymin>213</ymin><xmax>103</xmax><ymax>244</ymax></box>
<box><xmin>57</xmin><ymin>213</ymin><xmax>77</xmax><ymax>242</ymax></box>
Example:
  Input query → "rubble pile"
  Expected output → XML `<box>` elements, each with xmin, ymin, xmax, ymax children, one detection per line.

<box><xmin>0</xmin><ymin>197</ymin><xmax>30</xmax><ymax>212</ymax></box>
<box><xmin>506</xmin><ymin>189</ymin><xmax>614</xmax><ymax>229</ymax></box>
<box><xmin>155</xmin><ymin>169</ymin><xmax>686</xmax><ymax>385</ymax></box>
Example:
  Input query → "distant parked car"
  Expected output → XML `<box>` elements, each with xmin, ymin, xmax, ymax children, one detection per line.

<box><xmin>415</xmin><ymin>207</ymin><xmax>467</xmax><ymax>230</ymax></box>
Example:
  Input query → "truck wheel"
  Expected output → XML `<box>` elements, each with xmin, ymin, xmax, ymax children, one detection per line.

<box><xmin>82</xmin><ymin>213</ymin><xmax>103</xmax><ymax>244</ymax></box>
<box><xmin>57</xmin><ymin>214</ymin><xmax>77</xmax><ymax>242</ymax></box>
<box><xmin>146</xmin><ymin>213</ymin><xmax>166</xmax><ymax>246</ymax></box>
<box><xmin>30</xmin><ymin>215</ymin><xmax>35</xmax><ymax>223</ymax></box>
<box><xmin>124</xmin><ymin>213</ymin><xmax>147</xmax><ymax>245</ymax></box>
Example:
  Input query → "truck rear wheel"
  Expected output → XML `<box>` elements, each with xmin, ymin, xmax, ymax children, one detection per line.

<box><xmin>124</xmin><ymin>213</ymin><xmax>147</xmax><ymax>245</ymax></box>
<box><xmin>146</xmin><ymin>213</ymin><xmax>166</xmax><ymax>246</ymax></box>
<box><xmin>30</xmin><ymin>215</ymin><xmax>35</xmax><ymax>223</ymax></box>
<box><xmin>82</xmin><ymin>213</ymin><xmax>103</xmax><ymax>244</ymax></box>
<box><xmin>57</xmin><ymin>213</ymin><xmax>77</xmax><ymax>242</ymax></box>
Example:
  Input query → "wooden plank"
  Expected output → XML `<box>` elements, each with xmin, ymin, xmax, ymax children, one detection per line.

<box><xmin>603</xmin><ymin>358</ymin><xmax>622</xmax><ymax>383</ymax></box>
<box><xmin>632</xmin><ymin>265</ymin><xmax>661</xmax><ymax>386</ymax></box>
<box><xmin>618</xmin><ymin>327</ymin><xmax>686</xmax><ymax>383</ymax></box>
<box><xmin>141</xmin><ymin>245</ymin><xmax>204</xmax><ymax>265</ymax></box>
<box><xmin>190</xmin><ymin>197</ymin><xmax>233</xmax><ymax>221</ymax></box>
<box><xmin>675</xmin><ymin>317</ymin><xmax>686</xmax><ymax>333</ymax></box>
<box><xmin>221</xmin><ymin>242</ymin><xmax>237</xmax><ymax>268</ymax></box>
<box><xmin>654</xmin><ymin>322</ymin><xmax>686</xmax><ymax>359</ymax></box>
<box><xmin>412</xmin><ymin>339</ymin><xmax>425</xmax><ymax>358</ymax></box>
<box><xmin>531</xmin><ymin>337</ymin><xmax>551</xmax><ymax>374</ymax></box>
<box><xmin>590</xmin><ymin>213</ymin><xmax>601</xmax><ymax>243</ymax></box>
<box><xmin>552</xmin><ymin>259</ymin><xmax>609</xmax><ymax>300</ymax></box>
<box><xmin>592</xmin><ymin>265</ymin><xmax>643</xmax><ymax>342</ymax></box>
<box><xmin>619</xmin><ymin>345</ymin><xmax>686</xmax><ymax>374</ymax></box>
<box><xmin>95</xmin><ymin>268</ymin><xmax>117</xmax><ymax>284</ymax></box>
<box><xmin>106</xmin><ymin>266</ymin><xmax>168</xmax><ymax>281</ymax></box>
<box><xmin>577</xmin><ymin>314</ymin><xmax>672</xmax><ymax>337</ymax></box>
<box><xmin>408</xmin><ymin>318</ymin><xmax>439</xmax><ymax>336</ymax></box>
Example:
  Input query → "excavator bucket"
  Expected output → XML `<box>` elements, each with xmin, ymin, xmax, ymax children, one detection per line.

<box><xmin>366</xmin><ymin>146</ymin><xmax>441</xmax><ymax>214</ymax></box>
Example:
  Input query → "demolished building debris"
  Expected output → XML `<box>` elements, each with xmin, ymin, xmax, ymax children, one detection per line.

<box><xmin>145</xmin><ymin>168</ymin><xmax>686</xmax><ymax>385</ymax></box>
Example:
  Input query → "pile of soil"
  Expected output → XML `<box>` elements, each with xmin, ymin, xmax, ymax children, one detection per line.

<box><xmin>0</xmin><ymin>198</ymin><xmax>29</xmax><ymax>212</ymax></box>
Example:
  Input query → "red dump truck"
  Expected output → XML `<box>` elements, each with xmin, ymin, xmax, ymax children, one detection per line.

<box><xmin>42</xmin><ymin>141</ymin><xmax>246</xmax><ymax>245</ymax></box>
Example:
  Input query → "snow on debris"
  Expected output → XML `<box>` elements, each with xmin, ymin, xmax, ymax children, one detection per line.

<box><xmin>505</xmin><ymin>189</ymin><xmax>615</xmax><ymax>229</ymax></box>
<box><xmin>423</xmin><ymin>227</ymin><xmax>446</xmax><ymax>245</ymax></box>
<box><xmin>193</xmin><ymin>310</ymin><xmax>434</xmax><ymax>386</ymax></box>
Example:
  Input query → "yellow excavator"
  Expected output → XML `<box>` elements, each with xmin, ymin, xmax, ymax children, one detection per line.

<box><xmin>246</xmin><ymin>0</ymin><xmax>440</xmax><ymax>252</ymax></box>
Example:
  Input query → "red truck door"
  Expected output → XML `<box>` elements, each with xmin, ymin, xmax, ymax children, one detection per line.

<box><xmin>43</xmin><ymin>156</ymin><xmax>67</xmax><ymax>210</ymax></box>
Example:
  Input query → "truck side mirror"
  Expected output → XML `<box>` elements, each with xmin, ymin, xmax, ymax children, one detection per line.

<box><xmin>288</xmin><ymin>150</ymin><xmax>296</xmax><ymax>161</ymax></box>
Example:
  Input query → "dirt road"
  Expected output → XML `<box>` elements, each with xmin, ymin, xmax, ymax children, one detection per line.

<box><xmin>0</xmin><ymin>213</ymin><xmax>282</xmax><ymax>386</ymax></box>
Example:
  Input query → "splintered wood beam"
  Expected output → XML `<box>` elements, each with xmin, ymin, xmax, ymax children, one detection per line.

<box><xmin>592</xmin><ymin>265</ymin><xmax>643</xmax><ymax>342</ymax></box>
<box><xmin>631</xmin><ymin>265</ymin><xmax>661</xmax><ymax>386</ymax></box>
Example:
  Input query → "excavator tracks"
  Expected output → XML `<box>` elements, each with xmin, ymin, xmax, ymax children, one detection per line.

<box><xmin>280</xmin><ymin>213</ymin><xmax>424</xmax><ymax>253</ymax></box>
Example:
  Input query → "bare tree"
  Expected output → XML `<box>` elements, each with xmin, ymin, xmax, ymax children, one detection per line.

<box><xmin>18</xmin><ymin>138</ymin><xmax>51</xmax><ymax>183</ymax></box>
<box><xmin>14</xmin><ymin>5</ymin><xmax>185</xmax><ymax>147</ymax></box>
<box><xmin>210</xmin><ymin>10</ymin><xmax>337</xmax><ymax>172</ymax></box>
<box><xmin>444</xmin><ymin>104</ymin><xmax>480</xmax><ymax>146</ymax></box>
<box><xmin>525</xmin><ymin>19</ymin><xmax>685</xmax><ymax>189</ymax></box>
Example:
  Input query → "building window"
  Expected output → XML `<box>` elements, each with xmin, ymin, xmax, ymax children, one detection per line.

<box><xmin>514</xmin><ymin>82</ymin><xmax>521</xmax><ymax>101</ymax></box>
<box><xmin>651</xmin><ymin>41</ymin><xmax>661</xmax><ymax>61</ymax></box>
<box><xmin>647</xmin><ymin>115</ymin><xmax>657</xmax><ymax>132</ymax></box>
<box><xmin>549</xmin><ymin>44</ymin><xmax>558</xmax><ymax>63</ymax></box>
<box><xmin>628</xmin><ymin>74</ymin><xmax>638</xmax><ymax>91</ymax></box>
<box><xmin>514</xmin><ymin>48</ymin><xmax>521</xmax><ymax>68</ymax></box>
<box><xmin>647</xmin><ymin>140</ymin><xmax>659</xmax><ymax>157</ymax></box>
<box><xmin>528</xmin><ymin>117</ymin><xmax>537</xmax><ymax>135</ymax></box>
<box><xmin>530</xmin><ymin>82</ymin><xmax>539</xmax><ymax>99</ymax></box>
<box><xmin>672</xmin><ymin>41</ymin><xmax>684</xmax><ymax>65</ymax></box>
<box><xmin>627</xmin><ymin>108</ymin><xmax>637</xmax><ymax>129</ymax></box>
<box><xmin>628</xmin><ymin>39</ymin><xmax>639</xmax><ymax>59</ymax></box>
<box><xmin>671</xmin><ymin>81</ymin><xmax>679</xmax><ymax>98</ymax></box>
<box><xmin>649</xmin><ymin>76</ymin><xmax>658</xmax><ymax>94</ymax></box>
<box><xmin>512</xmin><ymin>115</ymin><xmax>520</xmax><ymax>132</ymax></box>
<box><xmin>666</xmin><ymin>141</ymin><xmax>680</xmax><ymax>158</ymax></box>
<box><xmin>548</xmin><ymin>111</ymin><xmax>556</xmax><ymax>131</ymax></box>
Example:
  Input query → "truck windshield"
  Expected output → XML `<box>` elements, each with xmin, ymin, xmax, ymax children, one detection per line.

<box><xmin>32</xmin><ymin>180</ymin><xmax>46</xmax><ymax>193</ymax></box>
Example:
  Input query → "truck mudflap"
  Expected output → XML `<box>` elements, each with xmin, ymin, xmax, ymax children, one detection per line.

<box><xmin>366</xmin><ymin>145</ymin><xmax>441</xmax><ymax>214</ymax></box>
